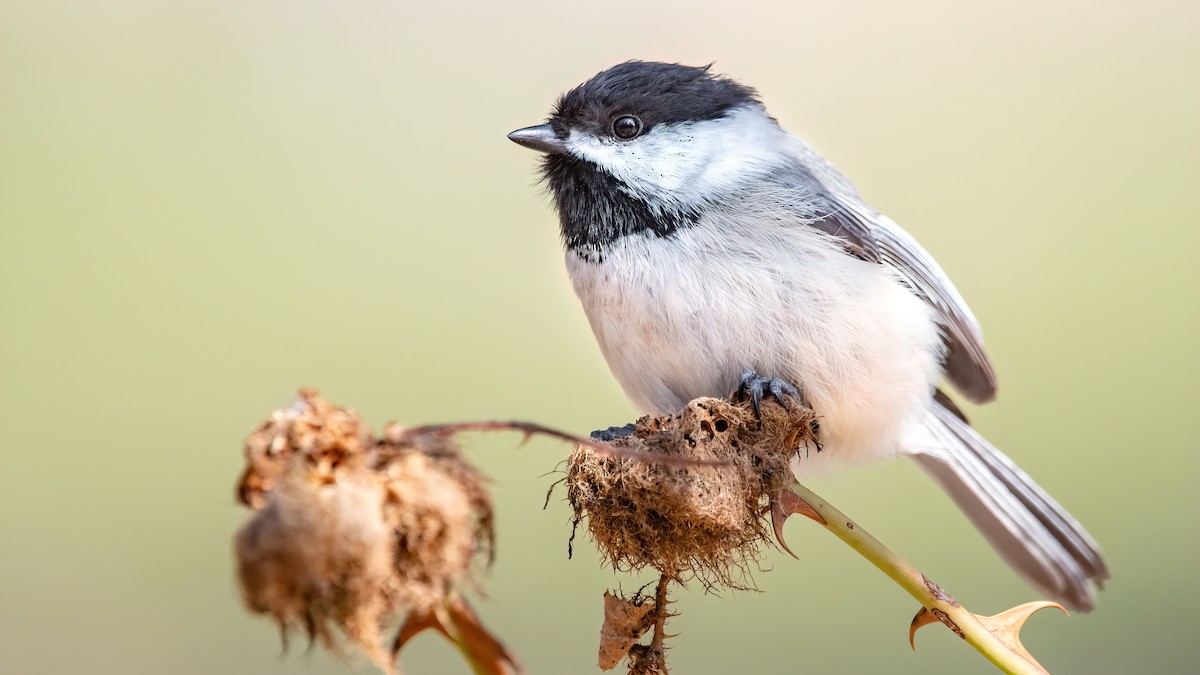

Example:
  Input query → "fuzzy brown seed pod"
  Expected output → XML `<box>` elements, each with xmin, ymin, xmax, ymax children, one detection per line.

<box><xmin>236</xmin><ymin>461</ymin><xmax>398</xmax><ymax>666</ymax></box>
<box><xmin>237</xmin><ymin>387</ymin><xmax>373</xmax><ymax>509</ymax></box>
<box><xmin>376</xmin><ymin>423</ymin><xmax>495</xmax><ymax>610</ymax></box>
<box><xmin>233</xmin><ymin>390</ymin><xmax>499</xmax><ymax>675</ymax></box>
<box><xmin>566</xmin><ymin>397</ymin><xmax>817</xmax><ymax>589</ymax></box>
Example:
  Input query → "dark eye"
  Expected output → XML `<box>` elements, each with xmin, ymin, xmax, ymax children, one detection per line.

<box><xmin>612</xmin><ymin>115</ymin><xmax>642</xmax><ymax>139</ymax></box>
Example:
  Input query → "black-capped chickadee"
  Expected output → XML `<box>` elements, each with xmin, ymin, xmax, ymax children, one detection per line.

<box><xmin>508</xmin><ymin>61</ymin><xmax>1107</xmax><ymax>610</ymax></box>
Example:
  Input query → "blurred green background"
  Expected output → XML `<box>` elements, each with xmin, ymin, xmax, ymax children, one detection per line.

<box><xmin>1</xmin><ymin>0</ymin><xmax>1196</xmax><ymax>673</ymax></box>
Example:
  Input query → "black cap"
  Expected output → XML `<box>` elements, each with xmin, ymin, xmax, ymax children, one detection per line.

<box><xmin>551</xmin><ymin>61</ymin><xmax>759</xmax><ymax>137</ymax></box>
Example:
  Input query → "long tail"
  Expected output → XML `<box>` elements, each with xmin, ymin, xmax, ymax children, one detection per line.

<box><xmin>908</xmin><ymin>398</ymin><xmax>1109</xmax><ymax>611</ymax></box>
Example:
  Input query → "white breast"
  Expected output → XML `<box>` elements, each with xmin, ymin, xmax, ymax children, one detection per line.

<box><xmin>566</xmin><ymin>217</ymin><xmax>945</xmax><ymax>473</ymax></box>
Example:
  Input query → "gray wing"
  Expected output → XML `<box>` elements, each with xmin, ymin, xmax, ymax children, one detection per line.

<box><xmin>793</xmin><ymin>147</ymin><xmax>998</xmax><ymax>403</ymax></box>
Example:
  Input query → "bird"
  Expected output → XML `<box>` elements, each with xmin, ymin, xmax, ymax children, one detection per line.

<box><xmin>507</xmin><ymin>60</ymin><xmax>1107</xmax><ymax>610</ymax></box>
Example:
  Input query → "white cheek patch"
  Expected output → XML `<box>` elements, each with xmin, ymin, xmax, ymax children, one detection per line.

<box><xmin>565</xmin><ymin>105</ymin><xmax>788</xmax><ymax>211</ymax></box>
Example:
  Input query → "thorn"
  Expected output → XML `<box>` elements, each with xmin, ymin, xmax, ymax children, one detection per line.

<box><xmin>907</xmin><ymin>601</ymin><xmax>1066</xmax><ymax>672</ymax></box>
<box><xmin>976</xmin><ymin>601</ymin><xmax>1067</xmax><ymax>673</ymax></box>
<box><xmin>908</xmin><ymin>607</ymin><xmax>939</xmax><ymax>650</ymax></box>
<box><xmin>781</xmin><ymin>490</ymin><xmax>826</xmax><ymax>524</ymax></box>
<box><xmin>770</xmin><ymin>497</ymin><xmax>799</xmax><ymax>559</ymax></box>
<box><xmin>770</xmin><ymin>491</ymin><xmax>826</xmax><ymax>558</ymax></box>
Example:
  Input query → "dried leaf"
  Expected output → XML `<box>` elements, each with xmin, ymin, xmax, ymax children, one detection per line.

<box><xmin>392</xmin><ymin>596</ymin><xmax>524</xmax><ymax>675</ymax></box>
<box><xmin>446</xmin><ymin>596</ymin><xmax>526</xmax><ymax>675</ymax></box>
<box><xmin>598</xmin><ymin>591</ymin><xmax>657</xmax><ymax>670</ymax></box>
<box><xmin>391</xmin><ymin>606</ymin><xmax>452</xmax><ymax>656</ymax></box>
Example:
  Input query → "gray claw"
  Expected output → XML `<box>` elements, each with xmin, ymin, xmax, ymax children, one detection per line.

<box><xmin>736</xmin><ymin>369</ymin><xmax>802</xmax><ymax>419</ymax></box>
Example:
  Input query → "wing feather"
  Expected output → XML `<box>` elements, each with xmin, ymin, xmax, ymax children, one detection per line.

<box><xmin>792</xmin><ymin>146</ymin><xmax>998</xmax><ymax>402</ymax></box>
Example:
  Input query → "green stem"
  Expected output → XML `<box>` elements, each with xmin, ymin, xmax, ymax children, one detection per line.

<box><xmin>787</xmin><ymin>482</ymin><xmax>1044</xmax><ymax>675</ymax></box>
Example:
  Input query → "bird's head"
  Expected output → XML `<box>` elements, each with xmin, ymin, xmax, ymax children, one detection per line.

<box><xmin>509</xmin><ymin>61</ymin><xmax>785</xmax><ymax>247</ymax></box>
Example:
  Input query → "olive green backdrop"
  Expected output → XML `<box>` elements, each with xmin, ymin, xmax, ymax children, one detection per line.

<box><xmin>2</xmin><ymin>1</ymin><xmax>1197</xmax><ymax>673</ymax></box>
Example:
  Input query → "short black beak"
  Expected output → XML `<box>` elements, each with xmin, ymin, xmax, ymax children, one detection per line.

<box><xmin>507</xmin><ymin>124</ymin><xmax>566</xmax><ymax>154</ymax></box>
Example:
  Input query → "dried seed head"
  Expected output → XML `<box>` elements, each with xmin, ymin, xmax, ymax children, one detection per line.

<box><xmin>566</xmin><ymin>398</ymin><xmax>816</xmax><ymax>589</ymax></box>
<box><xmin>376</xmin><ymin>427</ymin><xmax>495</xmax><ymax>610</ymax></box>
<box><xmin>235</xmin><ymin>463</ymin><xmax>397</xmax><ymax>667</ymax></box>
<box><xmin>233</xmin><ymin>391</ymin><xmax>497</xmax><ymax>675</ymax></box>
<box><xmin>237</xmin><ymin>388</ymin><xmax>371</xmax><ymax>508</ymax></box>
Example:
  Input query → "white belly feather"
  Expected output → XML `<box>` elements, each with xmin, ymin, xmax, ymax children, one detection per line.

<box><xmin>566</xmin><ymin>218</ymin><xmax>945</xmax><ymax>472</ymax></box>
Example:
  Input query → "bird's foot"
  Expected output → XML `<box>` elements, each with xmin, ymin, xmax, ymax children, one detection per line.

<box><xmin>590</xmin><ymin>423</ymin><xmax>637</xmax><ymax>442</ymax></box>
<box><xmin>735</xmin><ymin>369</ymin><xmax>803</xmax><ymax>419</ymax></box>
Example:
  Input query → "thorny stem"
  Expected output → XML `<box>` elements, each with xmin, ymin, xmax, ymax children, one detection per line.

<box><xmin>787</xmin><ymin>482</ymin><xmax>1046</xmax><ymax>675</ymax></box>
<box><xmin>399</xmin><ymin>421</ymin><xmax>733</xmax><ymax>468</ymax></box>
<box><xmin>649</xmin><ymin>574</ymin><xmax>671</xmax><ymax>656</ymax></box>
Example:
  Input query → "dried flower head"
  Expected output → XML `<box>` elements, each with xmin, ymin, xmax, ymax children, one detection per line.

<box><xmin>376</xmin><ymin>423</ymin><xmax>495</xmax><ymax>610</ymax></box>
<box><xmin>237</xmin><ymin>387</ymin><xmax>373</xmax><ymax>509</ymax></box>
<box><xmin>566</xmin><ymin>397</ymin><xmax>816</xmax><ymax>589</ymax></box>
<box><xmin>233</xmin><ymin>390</ymin><xmax>503</xmax><ymax>675</ymax></box>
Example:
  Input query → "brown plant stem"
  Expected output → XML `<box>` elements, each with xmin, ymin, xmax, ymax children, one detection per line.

<box><xmin>649</xmin><ymin>574</ymin><xmax>671</xmax><ymax>656</ymax></box>
<box><xmin>398</xmin><ymin>421</ymin><xmax>732</xmax><ymax>467</ymax></box>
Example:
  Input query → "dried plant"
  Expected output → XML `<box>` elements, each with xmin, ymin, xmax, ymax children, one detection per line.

<box><xmin>565</xmin><ymin>398</ymin><xmax>816</xmax><ymax>589</ymax></box>
<box><xmin>233</xmin><ymin>389</ymin><xmax>517</xmax><ymax>675</ymax></box>
<box><xmin>561</xmin><ymin>396</ymin><xmax>1068</xmax><ymax>674</ymax></box>
<box><xmin>232</xmin><ymin>389</ymin><xmax>1071</xmax><ymax>675</ymax></box>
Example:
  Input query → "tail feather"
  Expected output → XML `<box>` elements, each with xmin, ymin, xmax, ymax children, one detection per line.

<box><xmin>910</xmin><ymin>401</ymin><xmax>1108</xmax><ymax>611</ymax></box>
